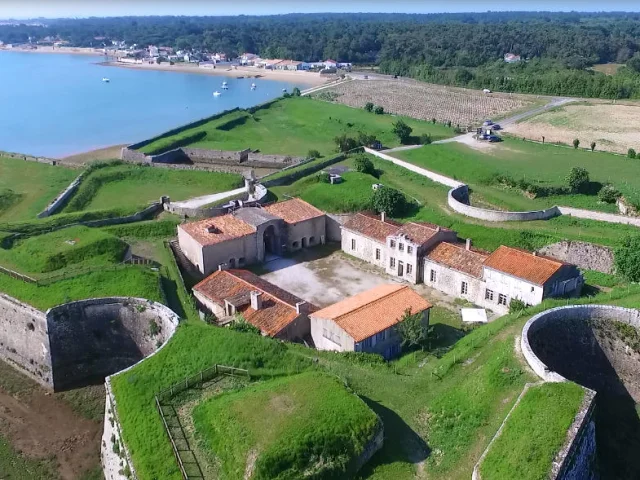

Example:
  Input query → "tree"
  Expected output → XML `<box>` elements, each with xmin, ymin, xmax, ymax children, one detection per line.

<box><xmin>628</xmin><ymin>53</ymin><xmax>640</xmax><ymax>73</ymax></box>
<box><xmin>334</xmin><ymin>134</ymin><xmax>358</xmax><ymax>152</ymax></box>
<box><xmin>509</xmin><ymin>298</ymin><xmax>527</xmax><ymax>314</ymax></box>
<box><xmin>590</xmin><ymin>141</ymin><xmax>596</xmax><ymax>152</ymax></box>
<box><xmin>372</xmin><ymin>186</ymin><xmax>407</xmax><ymax>216</ymax></box>
<box><xmin>419</xmin><ymin>133</ymin><xmax>432</xmax><ymax>145</ymax></box>
<box><xmin>354</xmin><ymin>154</ymin><xmax>375</xmax><ymax>175</ymax></box>
<box><xmin>615</xmin><ymin>235</ymin><xmax>640</xmax><ymax>281</ymax></box>
<box><xmin>599</xmin><ymin>184</ymin><xmax>621</xmax><ymax>203</ymax></box>
<box><xmin>374</xmin><ymin>105</ymin><xmax>384</xmax><ymax>115</ymax></box>
<box><xmin>566</xmin><ymin>167</ymin><xmax>590</xmax><ymax>193</ymax></box>
<box><xmin>292</xmin><ymin>87</ymin><xmax>301</xmax><ymax>96</ymax></box>
<box><xmin>364</xmin><ymin>102</ymin><xmax>374</xmax><ymax>112</ymax></box>
<box><xmin>307</xmin><ymin>149</ymin><xmax>321</xmax><ymax>159</ymax></box>
<box><xmin>392</xmin><ymin>119</ymin><xmax>413</xmax><ymax>144</ymax></box>
<box><xmin>357</xmin><ymin>131</ymin><xmax>377</xmax><ymax>147</ymax></box>
<box><xmin>395</xmin><ymin>308</ymin><xmax>430</xmax><ymax>348</ymax></box>
<box><xmin>431</xmin><ymin>118</ymin><xmax>437</xmax><ymax>124</ymax></box>
<box><xmin>573</xmin><ymin>138</ymin><xmax>580</xmax><ymax>149</ymax></box>
<box><xmin>628</xmin><ymin>148</ymin><xmax>637</xmax><ymax>159</ymax></box>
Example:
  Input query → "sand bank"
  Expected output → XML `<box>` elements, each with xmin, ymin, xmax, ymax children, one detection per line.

<box><xmin>0</xmin><ymin>45</ymin><xmax>104</xmax><ymax>56</ymax></box>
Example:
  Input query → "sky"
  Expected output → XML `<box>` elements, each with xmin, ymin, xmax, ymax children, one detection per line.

<box><xmin>2</xmin><ymin>0</ymin><xmax>640</xmax><ymax>19</ymax></box>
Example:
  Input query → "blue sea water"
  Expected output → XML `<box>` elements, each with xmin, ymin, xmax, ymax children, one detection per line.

<box><xmin>0</xmin><ymin>51</ymin><xmax>304</xmax><ymax>158</ymax></box>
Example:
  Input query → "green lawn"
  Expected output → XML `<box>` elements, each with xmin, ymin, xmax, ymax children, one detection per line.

<box><xmin>396</xmin><ymin>139</ymin><xmax>640</xmax><ymax>212</ymax></box>
<box><xmin>0</xmin><ymin>225</ymin><xmax>127</xmax><ymax>275</ymax></box>
<box><xmin>0</xmin><ymin>156</ymin><xmax>77</xmax><ymax>222</ymax></box>
<box><xmin>480</xmin><ymin>382</ymin><xmax>585</xmax><ymax>480</ymax></box>
<box><xmin>140</xmin><ymin>97</ymin><xmax>454</xmax><ymax>158</ymax></box>
<box><xmin>193</xmin><ymin>372</ymin><xmax>380</xmax><ymax>479</ymax></box>
<box><xmin>62</xmin><ymin>164</ymin><xmax>243</xmax><ymax>213</ymax></box>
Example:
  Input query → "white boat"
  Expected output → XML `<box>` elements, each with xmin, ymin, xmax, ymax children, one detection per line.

<box><xmin>251</xmin><ymin>83</ymin><xmax>256</xmax><ymax>90</ymax></box>
<box><xmin>222</xmin><ymin>81</ymin><xmax>228</xmax><ymax>86</ymax></box>
<box><xmin>213</xmin><ymin>91</ymin><xmax>222</xmax><ymax>97</ymax></box>
<box><xmin>102</xmin><ymin>77</ymin><xmax>110</xmax><ymax>83</ymax></box>
<box><xmin>222</xmin><ymin>84</ymin><xmax>229</xmax><ymax>90</ymax></box>
<box><xmin>282</xmin><ymin>88</ymin><xmax>287</xmax><ymax>92</ymax></box>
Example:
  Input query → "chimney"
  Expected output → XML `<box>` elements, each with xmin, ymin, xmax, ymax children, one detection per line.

<box><xmin>296</xmin><ymin>301</ymin><xmax>308</xmax><ymax>315</ymax></box>
<box><xmin>533</xmin><ymin>251</ymin><xmax>537</xmax><ymax>257</ymax></box>
<box><xmin>250</xmin><ymin>291</ymin><xmax>263</xmax><ymax>310</ymax></box>
<box><xmin>381</xmin><ymin>212</ymin><xmax>386</xmax><ymax>223</ymax></box>
<box><xmin>466</xmin><ymin>238</ymin><xmax>472</xmax><ymax>250</ymax></box>
<box><xmin>436</xmin><ymin>226</ymin><xmax>441</xmax><ymax>232</ymax></box>
<box><xmin>218</xmin><ymin>263</ymin><xmax>228</xmax><ymax>271</ymax></box>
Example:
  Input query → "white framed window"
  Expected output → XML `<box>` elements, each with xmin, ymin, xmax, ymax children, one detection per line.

<box><xmin>485</xmin><ymin>289</ymin><xmax>494</xmax><ymax>301</ymax></box>
<box><xmin>430</xmin><ymin>269</ymin><xmax>436</xmax><ymax>282</ymax></box>
<box><xmin>351</xmin><ymin>238</ymin><xmax>356</xmax><ymax>250</ymax></box>
<box><xmin>407</xmin><ymin>264</ymin><xmax>413</xmax><ymax>275</ymax></box>
<box><xmin>399</xmin><ymin>243</ymin><xmax>404</xmax><ymax>252</ymax></box>
<box><xmin>407</xmin><ymin>245</ymin><xmax>414</xmax><ymax>254</ymax></box>
<box><xmin>375</xmin><ymin>248</ymin><xmax>381</xmax><ymax>260</ymax></box>
<box><xmin>498</xmin><ymin>294</ymin><xmax>508</xmax><ymax>306</ymax></box>
<box><xmin>323</xmin><ymin>327</ymin><xmax>341</xmax><ymax>346</ymax></box>
<box><xmin>461</xmin><ymin>281</ymin><xmax>468</xmax><ymax>295</ymax></box>
<box><xmin>390</xmin><ymin>257</ymin><xmax>396</xmax><ymax>268</ymax></box>
<box><xmin>531</xmin><ymin>286</ymin><xmax>535</xmax><ymax>292</ymax></box>
<box><xmin>390</xmin><ymin>239</ymin><xmax>396</xmax><ymax>248</ymax></box>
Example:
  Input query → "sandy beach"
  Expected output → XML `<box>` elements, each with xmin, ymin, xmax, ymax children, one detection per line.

<box><xmin>100</xmin><ymin>60</ymin><xmax>333</xmax><ymax>87</ymax></box>
<box><xmin>0</xmin><ymin>45</ymin><xmax>105</xmax><ymax>56</ymax></box>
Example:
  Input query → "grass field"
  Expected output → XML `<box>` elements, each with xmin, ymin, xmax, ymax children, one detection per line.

<box><xmin>396</xmin><ymin>139</ymin><xmax>640</xmax><ymax>212</ymax></box>
<box><xmin>0</xmin><ymin>225</ymin><xmax>127</xmax><ymax>275</ymax></box>
<box><xmin>0</xmin><ymin>436</ymin><xmax>59</xmax><ymax>480</ymax></box>
<box><xmin>139</xmin><ymin>97</ymin><xmax>454</xmax><ymax>158</ymax></box>
<box><xmin>193</xmin><ymin>372</ymin><xmax>380</xmax><ymax>479</ymax></box>
<box><xmin>480</xmin><ymin>382</ymin><xmax>585</xmax><ymax>480</ymax></box>
<box><xmin>0</xmin><ymin>156</ymin><xmax>77</xmax><ymax>222</ymax></box>
<box><xmin>62</xmin><ymin>163</ymin><xmax>243</xmax><ymax>213</ymax></box>
<box><xmin>506</xmin><ymin>102</ymin><xmax>640</xmax><ymax>155</ymax></box>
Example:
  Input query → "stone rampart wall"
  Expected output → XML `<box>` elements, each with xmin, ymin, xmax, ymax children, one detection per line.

<box><xmin>37</xmin><ymin>173</ymin><xmax>84</xmax><ymax>218</ymax></box>
<box><xmin>165</xmin><ymin>184</ymin><xmax>268</xmax><ymax>218</ymax></box>
<box><xmin>537</xmin><ymin>241</ymin><xmax>615</xmax><ymax>274</ymax></box>
<box><xmin>261</xmin><ymin>154</ymin><xmax>347</xmax><ymax>187</ymax></box>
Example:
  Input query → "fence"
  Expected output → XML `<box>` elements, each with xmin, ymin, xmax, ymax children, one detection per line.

<box><xmin>155</xmin><ymin>364</ymin><xmax>250</xmax><ymax>480</ymax></box>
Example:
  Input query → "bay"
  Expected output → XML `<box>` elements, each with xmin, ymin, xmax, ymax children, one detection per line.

<box><xmin>0</xmin><ymin>51</ymin><xmax>304</xmax><ymax>158</ymax></box>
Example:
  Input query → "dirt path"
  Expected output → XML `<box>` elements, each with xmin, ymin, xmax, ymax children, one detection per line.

<box><xmin>0</xmin><ymin>371</ymin><xmax>102</xmax><ymax>480</ymax></box>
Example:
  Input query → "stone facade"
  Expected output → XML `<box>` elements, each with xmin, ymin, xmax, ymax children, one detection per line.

<box><xmin>423</xmin><ymin>259</ymin><xmax>485</xmax><ymax>305</ymax></box>
<box><xmin>537</xmin><ymin>241</ymin><xmax>615</xmax><ymax>274</ymax></box>
<box><xmin>341</xmin><ymin>228</ymin><xmax>388</xmax><ymax>270</ymax></box>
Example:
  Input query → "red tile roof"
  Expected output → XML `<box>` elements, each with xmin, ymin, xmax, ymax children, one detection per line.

<box><xmin>395</xmin><ymin>222</ymin><xmax>445</xmax><ymax>246</ymax></box>
<box><xmin>264</xmin><ymin>198</ymin><xmax>324</xmax><ymax>224</ymax></box>
<box><xmin>426</xmin><ymin>242</ymin><xmax>489</xmax><ymax>278</ymax></box>
<box><xmin>311</xmin><ymin>285</ymin><xmax>432</xmax><ymax>343</ymax></box>
<box><xmin>484</xmin><ymin>245</ymin><xmax>565</xmax><ymax>285</ymax></box>
<box><xmin>343</xmin><ymin>213</ymin><xmax>401</xmax><ymax>243</ymax></box>
<box><xmin>179</xmin><ymin>215</ymin><xmax>255</xmax><ymax>246</ymax></box>
<box><xmin>193</xmin><ymin>270</ymin><xmax>317</xmax><ymax>337</ymax></box>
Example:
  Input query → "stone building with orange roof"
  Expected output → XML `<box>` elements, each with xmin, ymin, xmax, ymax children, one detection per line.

<box><xmin>310</xmin><ymin>284</ymin><xmax>432</xmax><ymax>358</ymax></box>
<box><xmin>177</xmin><ymin>198</ymin><xmax>326</xmax><ymax>275</ymax></box>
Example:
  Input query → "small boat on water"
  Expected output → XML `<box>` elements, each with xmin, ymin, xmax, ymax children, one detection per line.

<box><xmin>282</xmin><ymin>88</ymin><xmax>287</xmax><ymax>92</ymax></box>
<box><xmin>222</xmin><ymin>81</ymin><xmax>228</xmax><ymax>86</ymax></box>
<box><xmin>213</xmin><ymin>91</ymin><xmax>222</xmax><ymax>97</ymax></box>
<box><xmin>251</xmin><ymin>83</ymin><xmax>256</xmax><ymax>90</ymax></box>
<box><xmin>102</xmin><ymin>77</ymin><xmax>110</xmax><ymax>83</ymax></box>
<box><xmin>222</xmin><ymin>84</ymin><xmax>229</xmax><ymax>90</ymax></box>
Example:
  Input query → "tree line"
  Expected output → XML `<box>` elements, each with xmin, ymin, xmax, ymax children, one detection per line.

<box><xmin>3</xmin><ymin>12</ymin><xmax>640</xmax><ymax>98</ymax></box>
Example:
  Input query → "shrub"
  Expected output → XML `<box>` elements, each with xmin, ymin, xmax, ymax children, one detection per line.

<box><xmin>292</xmin><ymin>87</ymin><xmax>301</xmax><ymax>97</ymax></box>
<box><xmin>334</xmin><ymin>134</ymin><xmax>358</xmax><ymax>152</ymax></box>
<box><xmin>395</xmin><ymin>309</ymin><xmax>431</xmax><ymax>348</ymax></box>
<box><xmin>307</xmin><ymin>149</ymin><xmax>322</xmax><ymax>159</ymax></box>
<box><xmin>372</xmin><ymin>186</ymin><xmax>407</xmax><ymax>217</ymax></box>
<box><xmin>590</xmin><ymin>141</ymin><xmax>596</xmax><ymax>152</ymax></box>
<box><xmin>315</xmin><ymin>172</ymin><xmax>331</xmax><ymax>184</ymax></box>
<box><xmin>229</xmin><ymin>315</ymin><xmax>261</xmax><ymax>335</ymax></box>
<box><xmin>392</xmin><ymin>119</ymin><xmax>413</xmax><ymax>144</ymax></box>
<box><xmin>628</xmin><ymin>148</ymin><xmax>637</xmax><ymax>159</ymax></box>
<box><xmin>598</xmin><ymin>184</ymin><xmax>621</xmax><ymax>204</ymax></box>
<box><xmin>432</xmin><ymin>118</ymin><xmax>437</xmax><ymax>124</ymax></box>
<box><xmin>149</xmin><ymin>319</ymin><xmax>160</xmax><ymax>336</ymax></box>
<box><xmin>573</xmin><ymin>138</ymin><xmax>580</xmax><ymax>149</ymax></box>
<box><xmin>566</xmin><ymin>167</ymin><xmax>590</xmax><ymax>193</ymax></box>
<box><xmin>373</xmin><ymin>105</ymin><xmax>384</xmax><ymax>115</ymax></box>
<box><xmin>615</xmin><ymin>235</ymin><xmax>640</xmax><ymax>282</ymax></box>
<box><xmin>357</xmin><ymin>131</ymin><xmax>377</xmax><ymax>147</ymax></box>
<box><xmin>419</xmin><ymin>133</ymin><xmax>432</xmax><ymax>145</ymax></box>
<box><xmin>354</xmin><ymin>155</ymin><xmax>376</xmax><ymax>176</ymax></box>
<box><xmin>509</xmin><ymin>298</ymin><xmax>527</xmax><ymax>314</ymax></box>
<box><xmin>364</xmin><ymin>102</ymin><xmax>374</xmax><ymax>112</ymax></box>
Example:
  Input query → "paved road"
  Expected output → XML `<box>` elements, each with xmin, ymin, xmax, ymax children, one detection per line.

<box><xmin>170</xmin><ymin>186</ymin><xmax>247</xmax><ymax>209</ymax></box>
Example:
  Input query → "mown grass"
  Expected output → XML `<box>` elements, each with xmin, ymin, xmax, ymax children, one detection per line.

<box><xmin>193</xmin><ymin>372</ymin><xmax>380</xmax><ymax>479</ymax></box>
<box><xmin>0</xmin><ymin>156</ymin><xmax>78</xmax><ymax>222</ymax></box>
<box><xmin>396</xmin><ymin>139</ymin><xmax>640</xmax><ymax>212</ymax></box>
<box><xmin>583</xmin><ymin>270</ymin><xmax>623</xmax><ymax>288</ymax></box>
<box><xmin>63</xmin><ymin>164</ymin><xmax>242</xmax><ymax>213</ymax></box>
<box><xmin>0</xmin><ymin>225</ymin><xmax>127</xmax><ymax>274</ymax></box>
<box><xmin>0</xmin><ymin>267</ymin><xmax>163</xmax><ymax>310</ymax></box>
<box><xmin>140</xmin><ymin>97</ymin><xmax>454</xmax><ymax>158</ymax></box>
<box><xmin>480</xmin><ymin>382</ymin><xmax>585</xmax><ymax>480</ymax></box>
<box><xmin>103</xmin><ymin>218</ymin><xmax>181</xmax><ymax>239</ymax></box>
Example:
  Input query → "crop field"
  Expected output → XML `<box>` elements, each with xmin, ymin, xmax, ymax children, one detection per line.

<box><xmin>192</xmin><ymin>372</ymin><xmax>380</xmax><ymax>479</ymax></box>
<box><xmin>139</xmin><ymin>97</ymin><xmax>454</xmax><ymax>157</ymax></box>
<box><xmin>0</xmin><ymin>156</ymin><xmax>77</xmax><ymax>222</ymax></box>
<box><xmin>506</xmin><ymin>102</ymin><xmax>640</xmax><ymax>155</ymax></box>
<box><xmin>62</xmin><ymin>163</ymin><xmax>242</xmax><ymax>213</ymax></box>
<box><xmin>324</xmin><ymin>79</ymin><xmax>538</xmax><ymax>127</ymax></box>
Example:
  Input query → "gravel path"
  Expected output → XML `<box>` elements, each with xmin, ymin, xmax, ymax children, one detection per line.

<box><xmin>171</xmin><ymin>186</ymin><xmax>247</xmax><ymax>209</ymax></box>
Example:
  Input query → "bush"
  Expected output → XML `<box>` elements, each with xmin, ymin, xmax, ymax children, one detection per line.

<box><xmin>509</xmin><ymin>298</ymin><xmax>527</xmax><ymax>314</ymax></box>
<box><xmin>334</xmin><ymin>134</ymin><xmax>358</xmax><ymax>152</ymax></box>
<box><xmin>149</xmin><ymin>319</ymin><xmax>160</xmax><ymax>336</ymax></box>
<box><xmin>315</xmin><ymin>172</ymin><xmax>331</xmax><ymax>183</ymax></box>
<box><xmin>598</xmin><ymin>184</ymin><xmax>621</xmax><ymax>203</ymax></box>
<box><xmin>354</xmin><ymin>155</ymin><xmax>375</xmax><ymax>176</ymax></box>
<box><xmin>364</xmin><ymin>102</ymin><xmax>374</xmax><ymax>112</ymax></box>
<box><xmin>357</xmin><ymin>131</ymin><xmax>377</xmax><ymax>147</ymax></box>
<box><xmin>307</xmin><ymin>149</ymin><xmax>321</xmax><ymax>159</ymax></box>
<box><xmin>615</xmin><ymin>235</ymin><xmax>640</xmax><ymax>282</ymax></box>
<box><xmin>292</xmin><ymin>87</ymin><xmax>301</xmax><ymax>97</ymax></box>
<box><xmin>566</xmin><ymin>167</ymin><xmax>590</xmax><ymax>193</ymax></box>
<box><xmin>573</xmin><ymin>138</ymin><xmax>580</xmax><ymax>149</ymax></box>
<box><xmin>373</xmin><ymin>105</ymin><xmax>384</xmax><ymax>115</ymax></box>
<box><xmin>590</xmin><ymin>141</ymin><xmax>596</xmax><ymax>152</ymax></box>
<box><xmin>392</xmin><ymin>119</ymin><xmax>413</xmax><ymax>144</ymax></box>
<box><xmin>372</xmin><ymin>186</ymin><xmax>407</xmax><ymax>217</ymax></box>
<box><xmin>229</xmin><ymin>315</ymin><xmax>261</xmax><ymax>334</ymax></box>
<box><xmin>419</xmin><ymin>133</ymin><xmax>432</xmax><ymax>145</ymax></box>
<box><xmin>628</xmin><ymin>148</ymin><xmax>637</xmax><ymax>159</ymax></box>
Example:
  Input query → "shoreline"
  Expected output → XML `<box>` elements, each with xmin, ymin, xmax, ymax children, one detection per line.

<box><xmin>0</xmin><ymin>45</ymin><xmax>104</xmax><ymax>56</ymax></box>
<box><xmin>99</xmin><ymin>61</ymin><xmax>332</xmax><ymax>87</ymax></box>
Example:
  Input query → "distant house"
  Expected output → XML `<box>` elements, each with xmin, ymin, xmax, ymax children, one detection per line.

<box><xmin>148</xmin><ymin>45</ymin><xmax>159</xmax><ymax>57</ymax></box>
<box><xmin>241</xmin><ymin>53</ymin><xmax>260</xmax><ymax>65</ymax></box>
<box><xmin>213</xmin><ymin>52</ymin><xmax>227</xmax><ymax>62</ymax></box>
<box><xmin>324</xmin><ymin>59</ymin><xmax>338</xmax><ymax>68</ymax></box>
<box><xmin>193</xmin><ymin>269</ymin><xmax>316</xmax><ymax>341</ymax></box>
<box><xmin>260</xmin><ymin>59</ymin><xmax>284</xmax><ymax>69</ymax></box>
<box><xmin>504</xmin><ymin>53</ymin><xmax>521</xmax><ymax>63</ymax></box>
<box><xmin>273</xmin><ymin>60</ymin><xmax>307</xmax><ymax>71</ymax></box>
<box><xmin>310</xmin><ymin>284</ymin><xmax>432</xmax><ymax>358</ymax></box>
<box><xmin>199</xmin><ymin>61</ymin><xmax>215</xmax><ymax>69</ymax></box>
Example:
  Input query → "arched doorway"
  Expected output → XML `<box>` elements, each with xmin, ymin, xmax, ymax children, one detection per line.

<box><xmin>263</xmin><ymin>225</ymin><xmax>278</xmax><ymax>256</ymax></box>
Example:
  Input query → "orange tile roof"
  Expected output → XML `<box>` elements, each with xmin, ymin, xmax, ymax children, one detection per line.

<box><xmin>264</xmin><ymin>198</ymin><xmax>325</xmax><ymax>224</ymax></box>
<box><xmin>179</xmin><ymin>214</ymin><xmax>255</xmax><ymax>246</ymax></box>
<box><xmin>484</xmin><ymin>245</ymin><xmax>565</xmax><ymax>285</ymax></box>
<box><xmin>426</xmin><ymin>242</ymin><xmax>489</xmax><ymax>278</ymax></box>
<box><xmin>395</xmin><ymin>222</ymin><xmax>447</xmax><ymax>246</ymax></box>
<box><xmin>193</xmin><ymin>270</ymin><xmax>318</xmax><ymax>337</ymax></box>
<box><xmin>311</xmin><ymin>285</ymin><xmax>432</xmax><ymax>343</ymax></box>
<box><xmin>343</xmin><ymin>213</ymin><xmax>401</xmax><ymax>243</ymax></box>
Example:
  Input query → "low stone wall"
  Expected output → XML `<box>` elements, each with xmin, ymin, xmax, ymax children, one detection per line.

<box><xmin>165</xmin><ymin>183</ymin><xmax>268</xmax><ymax>218</ymax></box>
<box><xmin>352</xmin><ymin>419</ymin><xmax>384</xmax><ymax>474</ymax></box>
<box><xmin>537</xmin><ymin>241</ymin><xmax>615</xmax><ymax>274</ymax></box>
<box><xmin>261</xmin><ymin>154</ymin><xmax>347</xmax><ymax>187</ymax></box>
<box><xmin>80</xmin><ymin>203</ymin><xmax>162</xmax><ymax>228</ymax></box>
<box><xmin>37</xmin><ymin>173</ymin><xmax>83</xmax><ymax>218</ymax></box>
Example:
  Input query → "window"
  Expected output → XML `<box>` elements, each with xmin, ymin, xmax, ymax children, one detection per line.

<box><xmin>376</xmin><ymin>330</ymin><xmax>386</xmax><ymax>342</ymax></box>
<box><xmin>430</xmin><ymin>269</ymin><xmax>437</xmax><ymax>282</ymax></box>
<box><xmin>351</xmin><ymin>238</ymin><xmax>356</xmax><ymax>250</ymax></box>
<box><xmin>485</xmin><ymin>289</ymin><xmax>494</xmax><ymax>301</ymax></box>
<box><xmin>375</xmin><ymin>248</ymin><xmax>381</xmax><ymax>260</ymax></box>
<box><xmin>390</xmin><ymin>240</ymin><xmax>396</xmax><ymax>248</ymax></box>
<box><xmin>310</xmin><ymin>236</ymin><xmax>315</xmax><ymax>245</ymax></box>
<box><xmin>399</xmin><ymin>243</ymin><xmax>404</xmax><ymax>252</ymax></box>
<box><xmin>292</xmin><ymin>241</ymin><xmax>299</xmax><ymax>249</ymax></box>
<box><xmin>238</xmin><ymin>257</ymin><xmax>245</xmax><ymax>266</ymax></box>
<box><xmin>498</xmin><ymin>294</ymin><xmax>508</xmax><ymax>306</ymax></box>
<box><xmin>461</xmin><ymin>281</ymin><xmax>468</xmax><ymax>295</ymax></box>
<box><xmin>407</xmin><ymin>246</ymin><xmax>414</xmax><ymax>254</ymax></box>
<box><xmin>407</xmin><ymin>263</ymin><xmax>413</xmax><ymax>275</ymax></box>
<box><xmin>390</xmin><ymin>257</ymin><xmax>396</xmax><ymax>268</ymax></box>
<box><xmin>531</xmin><ymin>286</ymin><xmax>535</xmax><ymax>292</ymax></box>
<box><xmin>323</xmin><ymin>327</ymin><xmax>341</xmax><ymax>346</ymax></box>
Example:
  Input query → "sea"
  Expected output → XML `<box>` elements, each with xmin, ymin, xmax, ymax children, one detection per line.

<box><xmin>0</xmin><ymin>51</ymin><xmax>305</xmax><ymax>158</ymax></box>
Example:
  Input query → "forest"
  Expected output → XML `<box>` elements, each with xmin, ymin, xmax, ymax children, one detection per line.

<box><xmin>3</xmin><ymin>12</ymin><xmax>640</xmax><ymax>98</ymax></box>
